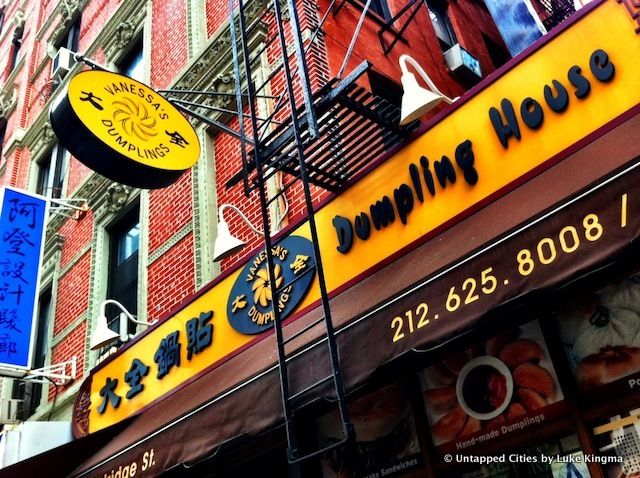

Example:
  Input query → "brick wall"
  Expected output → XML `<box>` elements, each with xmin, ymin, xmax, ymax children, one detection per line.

<box><xmin>50</xmin><ymin>322</ymin><xmax>86</xmax><ymax>399</ymax></box>
<box><xmin>149</xmin><ymin>169</ymin><xmax>193</xmax><ymax>253</ymax></box>
<box><xmin>151</xmin><ymin>0</ymin><xmax>189</xmax><ymax>88</ymax></box>
<box><xmin>209</xmin><ymin>0</ymin><xmax>509</xmax><ymax>275</ymax></box>
<box><xmin>53</xmin><ymin>251</ymin><xmax>91</xmax><ymax>337</ymax></box>
<box><xmin>59</xmin><ymin>211</ymin><xmax>94</xmax><ymax>270</ymax></box>
<box><xmin>0</xmin><ymin>0</ymin><xmax>514</xmax><ymax>412</ymax></box>
<box><xmin>147</xmin><ymin>232</ymin><xmax>196</xmax><ymax>318</ymax></box>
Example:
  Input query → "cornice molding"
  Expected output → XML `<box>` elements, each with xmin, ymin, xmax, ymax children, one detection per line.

<box><xmin>170</xmin><ymin>1</ymin><xmax>269</xmax><ymax>124</ymax></box>
<box><xmin>0</xmin><ymin>80</ymin><xmax>19</xmax><ymax>121</ymax></box>
<box><xmin>37</xmin><ymin>0</ymin><xmax>86</xmax><ymax>42</ymax></box>
<box><xmin>46</xmin><ymin>1</ymin><xmax>84</xmax><ymax>46</ymax></box>
<box><xmin>22</xmin><ymin>116</ymin><xmax>56</xmax><ymax>162</ymax></box>
<box><xmin>85</xmin><ymin>0</ymin><xmax>147</xmax><ymax>64</ymax></box>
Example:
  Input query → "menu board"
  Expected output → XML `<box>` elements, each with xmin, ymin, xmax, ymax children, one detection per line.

<box><xmin>316</xmin><ymin>382</ymin><xmax>422</xmax><ymax>478</ymax></box>
<box><xmin>421</xmin><ymin>320</ymin><xmax>565</xmax><ymax>454</ymax></box>
<box><xmin>554</xmin><ymin>272</ymin><xmax>640</xmax><ymax>393</ymax></box>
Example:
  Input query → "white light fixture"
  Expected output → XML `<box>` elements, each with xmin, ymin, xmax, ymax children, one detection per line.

<box><xmin>213</xmin><ymin>204</ymin><xmax>266</xmax><ymax>262</ymax></box>
<box><xmin>90</xmin><ymin>299</ymin><xmax>155</xmax><ymax>350</ymax></box>
<box><xmin>398</xmin><ymin>54</ymin><xmax>455</xmax><ymax>125</ymax></box>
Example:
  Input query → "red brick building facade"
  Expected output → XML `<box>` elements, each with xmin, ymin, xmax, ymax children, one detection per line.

<box><xmin>0</xmin><ymin>0</ymin><xmax>509</xmax><ymax>423</ymax></box>
<box><xmin>13</xmin><ymin>2</ymin><xmax>640</xmax><ymax>478</ymax></box>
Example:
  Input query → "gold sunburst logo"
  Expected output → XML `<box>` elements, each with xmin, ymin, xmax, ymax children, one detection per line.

<box><xmin>251</xmin><ymin>264</ymin><xmax>284</xmax><ymax>307</ymax></box>
<box><xmin>112</xmin><ymin>98</ymin><xmax>158</xmax><ymax>141</ymax></box>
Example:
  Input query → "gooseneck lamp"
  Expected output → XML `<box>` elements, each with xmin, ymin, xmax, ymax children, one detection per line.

<box><xmin>399</xmin><ymin>54</ymin><xmax>455</xmax><ymax>125</ymax></box>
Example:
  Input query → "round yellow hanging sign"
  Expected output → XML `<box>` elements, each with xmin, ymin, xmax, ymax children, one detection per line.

<box><xmin>50</xmin><ymin>70</ymin><xmax>200</xmax><ymax>189</ymax></box>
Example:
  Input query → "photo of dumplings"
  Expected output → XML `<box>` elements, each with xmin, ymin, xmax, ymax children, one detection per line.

<box><xmin>421</xmin><ymin>320</ymin><xmax>563</xmax><ymax>447</ymax></box>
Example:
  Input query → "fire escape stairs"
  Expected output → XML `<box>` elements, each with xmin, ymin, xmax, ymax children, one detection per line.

<box><xmin>223</xmin><ymin>0</ymin><xmax>417</xmax><ymax>467</ymax></box>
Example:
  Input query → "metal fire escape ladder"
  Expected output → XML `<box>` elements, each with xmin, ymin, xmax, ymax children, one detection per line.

<box><xmin>229</xmin><ymin>0</ymin><xmax>355</xmax><ymax>465</ymax></box>
<box><xmin>377</xmin><ymin>0</ymin><xmax>425</xmax><ymax>55</ymax></box>
<box><xmin>227</xmin><ymin>0</ymin><xmax>416</xmax><ymax>465</ymax></box>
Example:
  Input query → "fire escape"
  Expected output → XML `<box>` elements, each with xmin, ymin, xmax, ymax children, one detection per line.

<box><xmin>218</xmin><ymin>0</ymin><xmax>414</xmax><ymax>467</ymax></box>
<box><xmin>536</xmin><ymin>0</ymin><xmax>576</xmax><ymax>31</ymax></box>
<box><xmin>164</xmin><ymin>0</ymin><xmax>422</xmax><ymax>467</ymax></box>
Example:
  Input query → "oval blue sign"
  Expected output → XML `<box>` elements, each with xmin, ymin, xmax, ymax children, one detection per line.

<box><xmin>227</xmin><ymin>236</ymin><xmax>316</xmax><ymax>334</ymax></box>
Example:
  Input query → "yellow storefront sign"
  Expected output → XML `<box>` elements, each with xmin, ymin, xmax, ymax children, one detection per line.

<box><xmin>85</xmin><ymin>0</ymin><xmax>640</xmax><ymax>433</ymax></box>
<box><xmin>50</xmin><ymin>70</ymin><xmax>200</xmax><ymax>189</ymax></box>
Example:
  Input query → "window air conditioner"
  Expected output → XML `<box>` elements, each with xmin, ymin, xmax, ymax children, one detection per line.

<box><xmin>0</xmin><ymin>398</ymin><xmax>23</xmax><ymax>424</ymax></box>
<box><xmin>51</xmin><ymin>47</ymin><xmax>75</xmax><ymax>79</ymax></box>
<box><xmin>443</xmin><ymin>43</ymin><xmax>482</xmax><ymax>84</ymax></box>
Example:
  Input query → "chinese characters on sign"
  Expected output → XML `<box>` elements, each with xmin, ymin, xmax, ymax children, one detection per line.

<box><xmin>50</xmin><ymin>70</ymin><xmax>201</xmax><ymax>189</ymax></box>
<box><xmin>0</xmin><ymin>188</ymin><xmax>48</xmax><ymax>369</ymax></box>
<box><xmin>98</xmin><ymin>311</ymin><xmax>214</xmax><ymax>414</ymax></box>
<box><xmin>226</xmin><ymin>236</ymin><xmax>317</xmax><ymax>335</ymax></box>
<box><xmin>95</xmin><ymin>237</ymin><xmax>317</xmax><ymax>415</ymax></box>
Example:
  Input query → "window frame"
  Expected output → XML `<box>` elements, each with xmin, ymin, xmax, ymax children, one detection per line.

<box><xmin>11</xmin><ymin>288</ymin><xmax>53</xmax><ymax>420</ymax></box>
<box><xmin>427</xmin><ymin>0</ymin><xmax>458</xmax><ymax>52</ymax></box>
<box><xmin>0</xmin><ymin>121</ymin><xmax>6</xmax><ymax>162</ymax></box>
<box><xmin>9</xmin><ymin>36</ymin><xmax>21</xmax><ymax>72</ymax></box>
<box><xmin>36</xmin><ymin>143</ymin><xmax>69</xmax><ymax>200</ymax></box>
<box><xmin>50</xmin><ymin>16</ymin><xmax>81</xmax><ymax>92</ymax></box>
<box><xmin>105</xmin><ymin>203</ymin><xmax>141</xmax><ymax>337</ymax></box>
<box><xmin>59</xmin><ymin>17</ymin><xmax>81</xmax><ymax>52</ymax></box>
<box><xmin>117</xmin><ymin>36</ymin><xmax>144</xmax><ymax>81</ymax></box>
<box><xmin>368</xmin><ymin>0</ymin><xmax>392</xmax><ymax>20</ymax></box>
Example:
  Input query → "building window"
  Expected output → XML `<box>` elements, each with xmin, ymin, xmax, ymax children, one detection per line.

<box><xmin>9</xmin><ymin>39</ymin><xmax>20</xmax><ymax>71</ymax></box>
<box><xmin>12</xmin><ymin>288</ymin><xmax>52</xmax><ymax>420</ymax></box>
<box><xmin>0</xmin><ymin>121</ymin><xmax>6</xmax><ymax>160</ymax></box>
<box><xmin>368</xmin><ymin>69</ymin><xmax>403</xmax><ymax>149</ymax></box>
<box><xmin>106</xmin><ymin>205</ymin><xmax>140</xmax><ymax>337</ymax></box>
<box><xmin>36</xmin><ymin>143</ymin><xmax>69</xmax><ymax>200</ymax></box>
<box><xmin>51</xmin><ymin>17</ymin><xmax>81</xmax><ymax>89</ymax></box>
<box><xmin>428</xmin><ymin>0</ymin><xmax>457</xmax><ymax>51</ymax></box>
<box><xmin>58</xmin><ymin>17</ymin><xmax>80</xmax><ymax>53</ymax></box>
<box><xmin>352</xmin><ymin>0</ymin><xmax>391</xmax><ymax>20</ymax></box>
<box><xmin>118</xmin><ymin>38</ymin><xmax>144</xmax><ymax>82</ymax></box>
<box><xmin>9</xmin><ymin>25</ymin><xmax>24</xmax><ymax>72</ymax></box>
<box><xmin>482</xmin><ymin>33</ymin><xmax>511</xmax><ymax>69</ymax></box>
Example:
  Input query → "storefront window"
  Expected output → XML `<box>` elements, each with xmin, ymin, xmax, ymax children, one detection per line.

<box><xmin>316</xmin><ymin>382</ymin><xmax>423</xmax><ymax>477</ymax></box>
<box><xmin>554</xmin><ymin>273</ymin><xmax>640</xmax><ymax>394</ymax></box>
<box><xmin>420</xmin><ymin>320</ymin><xmax>564</xmax><ymax>456</ymax></box>
<box><xmin>552</xmin><ymin>269</ymin><xmax>640</xmax><ymax>477</ymax></box>
<box><xmin>452</xmin><ymin>435</ymin><xmax>589</xmax><ymax>478</ymax></box>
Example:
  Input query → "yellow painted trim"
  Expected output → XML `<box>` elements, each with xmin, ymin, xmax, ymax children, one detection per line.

<box><xmin>88</xmin><ymin>1</ymin><xmax>640</xmax><ymax>432</ymax></box>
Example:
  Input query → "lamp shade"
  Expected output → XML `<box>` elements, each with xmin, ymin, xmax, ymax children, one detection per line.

<box><xmin>90</xmin><ymin>314</ymin><xmax>120</xmax><ymax>350</ymax></box>
<box><xmin>399</xmin><ymin>72</ymin><xmax>447</xmax><ymax>125</ymax></box>
<box><xmin>213</xmin><ymin>220</ymin><xmax>246</xmax><ymax>262</ymax></box>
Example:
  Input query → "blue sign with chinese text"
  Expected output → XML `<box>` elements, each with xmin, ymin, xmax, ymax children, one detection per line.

<box><xmin>0</xmin><ymin>187</ymin><xmax>48</xmax><ymax>369</ymax></box>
